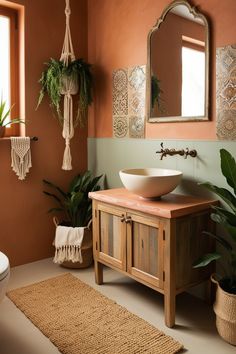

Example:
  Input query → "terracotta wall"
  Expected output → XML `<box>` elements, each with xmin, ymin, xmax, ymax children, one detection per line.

<box><xmin>88</xmin><ymin>0</ymin><xmax>236</xmax><ymax>140</ymax></box>
<box><xmin>0</xmin><ymin>0</ymin><xmax>88</xmax><ymax>266</ymax></box>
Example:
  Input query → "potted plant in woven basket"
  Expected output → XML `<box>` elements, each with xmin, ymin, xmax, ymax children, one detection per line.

<box><xmin>0</xmin><ymin>98</ymin><xmax>25</xmax><ymax>137</ymax></box>
<box><xmin>193</xmin><ymin>149</ymin><xmax>236</xmax><ymax>345</ymax></box>
<box><xmin>43</xmin><ymin>171</ymin><xmax>102</xmax><ymax>269</ymax></box>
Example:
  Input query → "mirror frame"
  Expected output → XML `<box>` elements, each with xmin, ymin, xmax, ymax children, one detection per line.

<box><xmin>146</xmin><ymin>0</ymin><xmax>210</xmax><ymax>123</ymax></box>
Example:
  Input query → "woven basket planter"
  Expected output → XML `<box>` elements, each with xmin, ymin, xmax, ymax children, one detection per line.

<box><xmin>53</xmin><ymin>218</ymin><xmax>93</xmax><ymax>269</ymax></box>
<box><xmin>212</xmin><ymin>275</ymin><xmax>236</xmax><ymax>345</ymax></box>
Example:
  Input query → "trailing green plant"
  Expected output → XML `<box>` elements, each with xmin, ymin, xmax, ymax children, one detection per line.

<box><xmin>0</xmin><ymin>98</ymin><xmax>25</xmax><ymax>127</ymax></box>
<box><xmin>193</xmin><ymin>149</ymin><xmax>236</xmax><ymax>294</ymax></box>
<box><xmin>43</xmin><ymin>171</ymin><xmax>102</xmax><ymax>227</ymax></box>
<box><xmin>36</xmin><ymin>58</ymin><xmax>93</xmax><ymax>126</ymax></box>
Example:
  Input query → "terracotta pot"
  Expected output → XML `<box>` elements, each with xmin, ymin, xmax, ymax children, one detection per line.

<box><xmin>0</xmin><ymin>126</ymin><xmax>6</xmax><ymax>138</ymax></box>
<box><xmin>211</xmin><ymin>275</ymin><xmax>236</xmax><ymax>345</ymax></box>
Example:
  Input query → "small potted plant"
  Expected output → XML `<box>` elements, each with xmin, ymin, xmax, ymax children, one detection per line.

<box><xmin>193</xmin><ymin>149</ymin><xmax>236</xmax><ymax>345</ymax></box>
<box><xmin>43</xmin><ymin>170</ymin><xmax>102</xmax><ymax>268</ymax></box>
<box><xmin>0</xmin><ymin>98</ymin><xmax>25</xmax><ymax>137</ymax></box>
<box><xmin>36</xmin><ymin>58</ymin><xmax>93</xmax><ymax>126</ymax></box>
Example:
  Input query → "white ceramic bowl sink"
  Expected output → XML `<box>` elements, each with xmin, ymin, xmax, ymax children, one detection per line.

<box><xmin>119</xmin><ymin>168</ymin><xmax>182</xmax><ymax>198</ymax></box>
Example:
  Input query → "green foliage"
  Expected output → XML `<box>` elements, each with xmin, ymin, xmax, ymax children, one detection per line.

<box><xmin>36</xmin><ymin>58</ymin><xmax>93</xmax><ymax>126</ymax></box>
<box><xmin>194</xmin><ymin>149</ymin><xmax>236</xmax><ymax>294</ymax></box>
<box><xmin>43</xmin><ymin>171</ymin><xmax>102</xmax><ymax>227</ymax></box>
<box><xmin>0</xmin><ymin>98</ymin><xmax>25</xmax><ymax>127</ymax></box>
<box><xmin>151</xmin><ymin>75</ymin><xmax>163</xmax><ymax>111</ymax></box>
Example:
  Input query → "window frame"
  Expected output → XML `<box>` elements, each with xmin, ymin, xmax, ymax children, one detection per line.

<box><xmin>0</xmin><ymin>5</ymin><xmax>20</xmax><ymax>137</ymax></box>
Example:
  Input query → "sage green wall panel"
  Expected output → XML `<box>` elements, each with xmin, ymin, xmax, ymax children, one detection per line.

<box><xmin>88</xmin><ymin>138</ymin><xmax>236</xmax><ymax>197</ymax></box>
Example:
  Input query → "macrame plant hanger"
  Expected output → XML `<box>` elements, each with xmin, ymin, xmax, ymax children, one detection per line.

<box><xmin>60</xmin><ymin>0</ymin><xmax>78</xmax><ymax>170</ymax></box>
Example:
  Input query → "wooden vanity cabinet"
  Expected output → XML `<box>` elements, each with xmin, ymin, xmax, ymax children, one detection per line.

<box><xmin>89</xmin><ymin>188</ymin><xmax>217</xmax><ymax>328</ymax></box>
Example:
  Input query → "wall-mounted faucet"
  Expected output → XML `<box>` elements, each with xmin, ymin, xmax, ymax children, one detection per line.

<box><xmin>156</xmin><ymin>142</ymin><xmax>197</xmax><ymax>160</ymax></box>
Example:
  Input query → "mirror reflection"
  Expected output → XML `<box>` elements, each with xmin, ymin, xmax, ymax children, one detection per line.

<box><xmin>147</xmin><ymin>1</ymin><xmax>209</xmax><ymax>122</ymax></box>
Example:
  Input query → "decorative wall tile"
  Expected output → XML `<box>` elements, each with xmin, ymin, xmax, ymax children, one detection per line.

<box><xmin>113</xmin><ymin>116</ymin><xmax>128</xmax><ymax>138</ymax></box>
<box><xmin>112</xmin><ymin>65</ymin><xmax>146</xmax><ymax>139</ymax></box>
<box><xmin>128</xmin><ymin>66</ymin><xmax>146</xmax><ymax>91</ymax></box>
<box><xmin>129</xmin><ymin>116</ymin><xmax>145</xmax><ymax>138</ymax></box>
<box><xmin>216</xmin><ymin>44</ymin><xmax>236</xmax><ymax>140</ymax></box>
<box><xmin>112</xmin><ymin>69</ymin><xmax>128</xmax><ymax>116</ymax></box>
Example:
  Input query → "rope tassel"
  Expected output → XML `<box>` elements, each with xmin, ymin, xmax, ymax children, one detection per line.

<box><xmin>62</xmin><ymin>92</ymin><xmax>74</xmax><ymax>170</ymax></box>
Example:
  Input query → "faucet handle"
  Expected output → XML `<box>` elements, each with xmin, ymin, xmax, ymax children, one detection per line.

<box><xmin>184</xmin><ymin>148</ymin><xmax>197</xmax><ymax>159</ymax></box>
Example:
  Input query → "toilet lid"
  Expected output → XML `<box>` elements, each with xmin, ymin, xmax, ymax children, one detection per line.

<box><xmin>0</xmin><ymin>251</ymin><xmax>10</xmax><ymax>281</ymax></box>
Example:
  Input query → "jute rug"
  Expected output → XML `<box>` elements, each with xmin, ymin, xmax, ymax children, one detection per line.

<box><xmin>7</xmin><ymin>273</ymin><xmax>183</xmax><ymax>354</ymax></box>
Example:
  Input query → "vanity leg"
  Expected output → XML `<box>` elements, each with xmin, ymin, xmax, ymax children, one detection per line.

<box><xmin>164</xmin><ymin>292</ymin><xmax>176</xmax><ymax>327</ymax></box>
<box><xmin>164</xmin><ymin>220</ymin><xmax>176</xmax><ymax>328</ymax></box>
<box><xmin>94</xmin><ymin>260</ymin><xmax>103</xmax><ymax>285</ymax></box>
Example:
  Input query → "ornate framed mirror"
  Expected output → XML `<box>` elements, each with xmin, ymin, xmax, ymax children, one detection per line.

<box><xmin>146</xmin><ymin>0</ymin><xmax>210</xmax><ymax>122</ymax></box>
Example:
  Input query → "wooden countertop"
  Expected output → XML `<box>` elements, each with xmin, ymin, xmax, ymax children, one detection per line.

<box><xmin>89</xmin><ymin>188</ymin><xmax>218</xmax><ymax>219</ymax></box>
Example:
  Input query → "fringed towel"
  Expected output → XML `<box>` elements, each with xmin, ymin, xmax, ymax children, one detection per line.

<box><xmin>11</xmin><ymin>137</ymin><xmax>32</xmax><ymax>180</ymax></box>
<box><xmin>54</xmin><ymin>226</ymin><xmax>85</xmax><ymax>264</ymax></box>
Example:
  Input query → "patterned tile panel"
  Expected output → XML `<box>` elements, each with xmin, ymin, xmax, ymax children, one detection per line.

<box><xmin>112</xmin><ymin>65</ymin><xmax>146</xmax><ymax>139</ymax></box>
<box><xmin>112</xmin><ymin>69</ymin><xmax>128</xmax><ymax>116</ymax></box>
<box><xmin>129</xmin><ymin>116</ymin><xmax>145</xmax><ymax>138</ymax></box>
<box><xmin>216</xmin><ymin>45</ymin><xmax>236</xmax><ymax>140</ymax></box>
<box><xmin>113</xmin><ymin>116</ymin><xmax>128</xmax><ymax>138</ymax></box>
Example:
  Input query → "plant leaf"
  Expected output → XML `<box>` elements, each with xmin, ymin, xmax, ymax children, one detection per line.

<box><xmin>200</xmin><ymin>182</ymin><xmax>236</xmax><ymax>213</ymax></box>
<box><xmin>47</xmin><ymin>208</ymin><xmax>64</xmax><ymax>213</ymax></box>
<box><xmin>43</xmin><ymin>191</ymin><xmax>64</xmax><ymax>208</ymax></box>
<box><xmin>193</xmin><ymin>252</ymin><xmax>222</xmax><ymax>268</ymax></box>
<box><xmin>202</xmin><ymin>231</ymin><xmax>232</xmax><ymax>251</ymax></box>
<box><xmin>43</xmin><ymin>179</ymin><xmax>67</xmax><ymax>198</ymax></box>
<box><xmin>212</xmin><ymin>205</ymin><xmax>236</xmax><ymax>226</ymax></box>
<box><xmin>220</xmin><ymin>149</ymin><xmax>236</xmax><ymax>195</ymax></box>
<box><xmin>211</xmin><ymin>212</ymin><xmax>236</xmax><ymax>242</ymax></box>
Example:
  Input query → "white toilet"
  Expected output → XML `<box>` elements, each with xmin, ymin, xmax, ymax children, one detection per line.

<box><xmin>0</xmin><ymin>251</ymin><xmax>10</xmax><ymax>302</ymax></box>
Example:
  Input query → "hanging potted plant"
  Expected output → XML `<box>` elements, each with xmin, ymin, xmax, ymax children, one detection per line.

<box><xmin>0</xmin><ymin>98</ymin><xmax>25</xmax><ymax>137</ymax></box>
<box><xmin>193</xmin><ymin>149</ymin><xmax>236</xmax><ymax>345</ymax></box>
<box><xmin>43</xmin><ymin>171</ymin><xmax>102</xmax><ymax>269</ymax></box>
<box><xmin>36</xmin><ymin>58</ymin><xmax>92</xmax><ymax>127</ymax></box>
<box><xmin>36</xmin><ymin>0</ymin><xmax>93</xmax><ymax>171</ymax></box>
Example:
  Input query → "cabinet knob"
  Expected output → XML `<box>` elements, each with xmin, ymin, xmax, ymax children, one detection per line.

<box><xmin>125</xmin><ymin>216</ymin><xmax>132</xmax><ymax>224</ymax></box>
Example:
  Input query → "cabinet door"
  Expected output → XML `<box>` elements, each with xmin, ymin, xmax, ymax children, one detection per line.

<box><xmin>95</xmin><ymin>204</ymin><xmax>126</xmax><ymax>271</ymax></box>
<box><xmin>127</xmin><ymin>213</ymin><xmax>164</xmax><ymax>289</ymax></box>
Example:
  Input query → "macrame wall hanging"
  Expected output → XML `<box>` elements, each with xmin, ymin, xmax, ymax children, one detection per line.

<box><xmin>11</xmin><ymin>137</ymin><xmax>32</xmax><ymax>180</ymax></box>
<box><xmin>60</xmin><ymin>0</ymin><xmax>77</xmax><ymax>171</ymax></box>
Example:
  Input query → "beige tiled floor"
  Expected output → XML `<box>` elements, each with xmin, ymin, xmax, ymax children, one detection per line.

<box><xmin>0</xmin><ymin>258</ymin><xmax>235</xmax><ymax>354</ymax></box>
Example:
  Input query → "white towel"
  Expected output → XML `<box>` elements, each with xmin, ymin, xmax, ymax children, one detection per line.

<box><xmin>11</xmin><ymin>137</ymin><xmax>32</xmax><ymax>180</ymax></box>
<box><xmin>53</xmin><ymin>226</ymin><xmax>85</xmax><ymax>264</ymax></box>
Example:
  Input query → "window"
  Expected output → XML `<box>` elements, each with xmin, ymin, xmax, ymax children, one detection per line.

<box><xmin>0</xmin><ymin>5</ymin><xmax>19</xmax><ymax>136</ymax></box>
<box><xmin>181</xmin><ymin>36</ymin><xmax>205</xmax><ymax>117</ymax></box>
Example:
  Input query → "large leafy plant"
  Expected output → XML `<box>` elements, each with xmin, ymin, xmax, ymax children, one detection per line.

<box><xmin>36</xmin><ymin>58</ymin><xmax>93</xmax><ymax>126</ymax></box>
<box><xmin>193</xmin><ymin>149</ymin><xmax>236</xmax><ymax>294</ymax></box>
<box><xmin>43</xmin><ymin>171</ymin><xmax>102</xmax><ymax>227</ymax></box>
